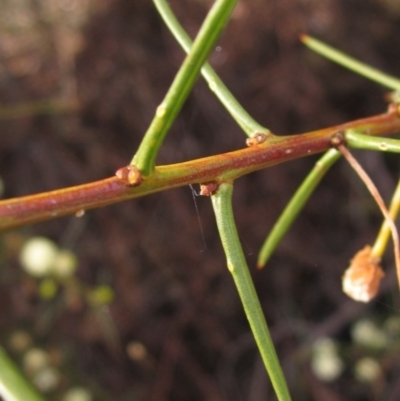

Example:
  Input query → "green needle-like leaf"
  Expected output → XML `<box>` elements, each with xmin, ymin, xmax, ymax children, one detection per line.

<box><xmin>0</xmin><ymin>347</ymin><xmax>46</xmax><ymax>401</ymax></box>
<box><xmin>344</xmin><ymin>129</ymin><xmax>400</xmax><ymax>261</ymax></box>
<box><xmin>211</xmin><ymin>182</ymin><xmax>292</xmax><ymax>401</ymax></box>
<box><xmin>258</xmin><ymin>149</ymin><xmax>340</xmax><ymax>268</ymax></box>
<box><xmin>372</xmin><ymin>179</ymin><xmax>400</xmax><ymax>257</ymax></box>
<box><xmin>301</xmin><ymin>35</ymin><xmax>400</xmax><ymax>91</ymax></box>
<box><xmin>132</xmin><ymin>0</ymin><xmax>239</xmax><ymax>176</ymax></box>
<box><xmin>153</xmin><ymin>0</ymin><xmax>269</xmax><ymax>137</ymax></box>
<box><xmin>345</xmin><ymin>129</ymin><xmax>400</xmax><ymax>153</ymax></box>
<box><xmin>257</xmin><ymin>129</ymin><xmax>400</xmax><ymax>269</ymax></box>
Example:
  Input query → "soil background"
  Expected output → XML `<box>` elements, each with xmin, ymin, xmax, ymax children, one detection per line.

<box><xmin>1</xmin><ymin>1</ymin><xmax>400</xmax><ymax>400</ymax></box>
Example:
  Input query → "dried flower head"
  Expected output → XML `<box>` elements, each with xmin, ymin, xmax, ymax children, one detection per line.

<box><xmin>342</xmin><ymin>245</ymin><xmax>384</xmax><ymax>303</ymax></box>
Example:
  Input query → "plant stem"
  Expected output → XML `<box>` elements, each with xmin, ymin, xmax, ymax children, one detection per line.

<box><xmin>153</xmin><ymin>0</ymin><xmax>269</xmax><ymax>137</ymax></box>
<box><xmin>0</xmin><ymin>347</ymin><xmax>46</xmax><ymax>401</ymax></box>
<box><xmin>372</xmin><ymin>179</ymin><xmax>400</xmax><ymax>257</ymax></box>
<box><xmin>345</xmin><ymin>129</ymin><xmax>400</xmax><ymax>153</ymax></box>
<box><xmin>257</xmin><ymin>148</ymin><xmax>340</xmax><ymax>268</ymax></box>
<box><xmin>257</xmin><ymin>128</ymin><xmax>400</xmax><ymax>268</ymax></box>
<box><xmin>211</xmin><ymin>182</ymin><xmax>292</xmax><ymax>401</ymax></box>
<box><xmin>345</xmin><ymin>128</ymin><xmax>400</xmax><ymax>263</ymax></box>
<box><xmin>301</xmin><ymin>35</ymin><xmax>400</xmax><ymax>91</ymax></box>
<box><xmin>1</xmin><ymin>110</ymin><xmax>400</xmax><ymax>231</ymax></box>
<box><xmin>132</xmin><ymin>0</ymin><xmax>239</xmax><ymax>176</ymax></box>
<box><xmin>338</xmin><ymin>145</ymin><xmax>400</xmax><ymax>288</ymax></box>
<box><xmin>345</xmin><ymin>129</ymin><xmax>400</xmax><ymax>260</ymax></box>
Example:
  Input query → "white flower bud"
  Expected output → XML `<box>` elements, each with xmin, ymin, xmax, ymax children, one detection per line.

<box><xmin>23</xmin><ymin>348</ymin><xmax>49</xmax><ymax>375</ymax></box>
<box><xmin>19</xmin><ymin>237</ymin><xmax>58</xmax><ymax>277</ymax></box>
<box><xmin>53</xmin><ymin>250</ymin><xmax>78</xmax><ymax>278</ymax></box>
<box><xmin>62</xmin><ymin>387</ymin><xmax>93</xmax><ymax>401</ymax></box>
<box><xmin>33</xmin><ymin>367</ymin><xmax>60</xmax><ymax>392</ymax></box>
<box><xmin>351</xmin><ymin>319</ymin><xmax>388</xmax><ymax>350</ymax></box>
<box><xmin>354</xmin><ymin>357</ymin><xmax>381</xmax><ymax>383</ymax></box>
<box><xmin>311</xmin><ymin>338</ymin><xmax>344</xmax><ymax>382</ymax></box>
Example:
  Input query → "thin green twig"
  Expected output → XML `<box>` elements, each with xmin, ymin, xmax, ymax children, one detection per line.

<box><xmin>257</xmin><ymin>149</ymin><xmax>340</xmax><ymax>268</ymax></box>
<box><xmin>345</xmin><ymin>129</ymin><xmax>400</xmax><ymax>153</ymax></box>
<box><xmin>154</xmin><ymin>0</ymin><xmax>269</xmax><ymax>137</ymax></box>
<box><xmin>211</xmin><ymin>182</ymin><xmax>292</xmax><ymax>401</ymax></box>
<box><xmin>338</xmin><ymin>144</ymin><xmax>400</xmax><ymax>288</ymax></box>
<box><xmin>301</xmin><ymin>35</ymin><xmax>400</xmax><ymax>91</ymax></box>
<box><xmin>343</xmin><ymin>130</ymin><xmax>400</xmax><ymax>264</ymax></box>
<box><xmin>132</xmin><ymin>0</ymin><xmax>239</xmax><ymax>176</ymax></box>
<box><xmin>372</xmin><ymin>179</ymin><xmax>400</xmax><ymax>257</ymax></box>
<box><xmin>257</xmin><ymin>129</ymin><xmax>400</xmax><ymax>268</ymax></box>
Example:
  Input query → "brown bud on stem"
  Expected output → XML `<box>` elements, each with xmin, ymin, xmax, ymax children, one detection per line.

<box><xmin>200</xmin><ymin>182</ymin><xmax>219</xmax><ymax>196</ymax></box>
<box><xmin>115</xmin><ymin>165</ymin><xmax>143</xmax><ymax>187</ymax></box>
<box><xmin>246</xmin><ymin>133</ymin><xmax>268</xmax><ymax>147</ymax></box>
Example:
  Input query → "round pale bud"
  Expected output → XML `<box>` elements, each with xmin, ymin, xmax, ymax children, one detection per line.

<box><xmin>19</xmin><ymin>237</ymin><xmax>58</xmax><ymax>277</ymax></box>
<box><xmin>23</xmin><ymin>348</ymin><xmax>49</xmax><ymax>375</ymax></box>
<box><xmin>311</xmin><ymin>338</ymin><xmax>344</xmax><ymax>382</ymax></box>
<box><xmin>33</xmin><ymin>367</ymin><xmax>60</xmax><ymax>392</ymax></box>
<box><xmin>62</xmin><ymin>387</ymin><xmax>93</xmax><ymax>401</ymax></box>
<box><xmin>53</xmin><ymin>250</ymin><xmax>78</xmax><ymax>278</ymax></box>
<box><xmin>354</xmin><ymin>357</ymin><xmax>381</xmax><ymax>383</ymax></box>
<box><xmin>351</xmin><ymin>319</ymin><xmax>388</xmax><ymax>350</ymax></box>
<box><xmin>9</xmin><ymin>331</ymin><xmax>32</xmax><ymax>353</ymax></box>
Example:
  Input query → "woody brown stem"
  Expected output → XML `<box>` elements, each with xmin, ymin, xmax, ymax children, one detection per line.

<box><xmin>1</xmin><ymin>108</ymin><xmax>400</xmax><ymax>230</ymax></box>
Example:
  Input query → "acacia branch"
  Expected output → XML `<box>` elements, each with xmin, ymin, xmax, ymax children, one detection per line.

<box><xmin>1</xmin><ymin>107</ymin><xmax>400</xmax><ymax>230</ymax></box>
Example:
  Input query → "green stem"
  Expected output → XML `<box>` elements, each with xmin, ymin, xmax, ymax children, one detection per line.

<box><xmin>257</xmin><ymin>148</ymin><xmax>340</xmax><ymax>268</ymax></box>
<box><xmin>345</xmin><ymin>129</ymin><xmax>400</xmax><ymax>153</ymax></box>
<box><xmin>211</xmin><ymin>182</ymin><xmax>292</xmax><ymax>401</ymax></box>
<box><xmin>0</xmin><ymin>347</ymin><xmax>46</xmax><ymax>401</ymax></box>
<box><xmin>345</xmin><ymin>129</ymin><xmax>400</xmax><ymax>258</ymax></box>
<box><xmin>258</xmin><ymin>129</ymin><xmax>400</xmax><ymax>268</ymax></box>
<box><xmin>153</xmin><ymin>0</ymin><xmax>269</xmax><ymax>136</ymax></box>
<box><xmin>372</xmin><ymin>179</ymin><xmax>400</xmax><ymax>257</ymax></box>
<box><xmin>301</xmin><ymin>35</ymin><xmax>400</xmax><ymax>91</ymax></box>
<box><xmin>132</xmin><ymin>0</ymin><xmax>239</xmax><ymax>176</ymax></box>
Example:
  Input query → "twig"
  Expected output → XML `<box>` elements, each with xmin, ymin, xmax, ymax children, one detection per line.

<box><xmin>1</xmin><ymin>110</ymin><xmax>400</xmax><ymax>231</ymax></box>
<box><xmin>338</xmin><ymin>144</ymin><xmax>400</xmax><ymax>289</ymax></box>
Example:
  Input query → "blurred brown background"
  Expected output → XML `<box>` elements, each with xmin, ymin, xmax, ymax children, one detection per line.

<box><xmin>1</xmin><ymin>0</ymin><xmax>400</xmax><ymax>400</ymax></box>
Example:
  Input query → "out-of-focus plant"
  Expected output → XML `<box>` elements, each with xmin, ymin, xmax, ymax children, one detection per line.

<box><xmin>1</xmin><ymin>1</ymin><xmax>400</xmax><ymax>400</ymax></box>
